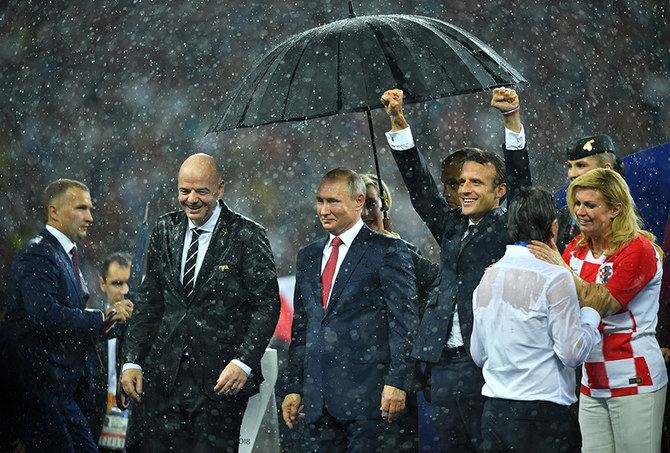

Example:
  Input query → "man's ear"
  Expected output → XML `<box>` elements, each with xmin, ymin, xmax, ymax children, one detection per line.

<box><xmin>495</xmin><ymin>183</ymin><xmax>507</xmax><ymax>200</ymax></box>
<box><xmin>47</xmin><ymin>204</ymin><xmax>59</xmax><ymax>225</ymax></box>
<box><xmin>355</xmin><ymin>193</ymin><xmax>365</xmax><ymax>210</ymax></box>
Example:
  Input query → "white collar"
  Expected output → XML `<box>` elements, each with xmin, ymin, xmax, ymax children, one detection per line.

<box><xmin>188</xmin><ymin>201</ymin><xmax>221</xmax><ymax>232</ymax></box>
<box><xmin>328</xmin><ymin>218</ymin><xmax>364</xmax><ymax>248</ymax></box>
<box><xmin>45</xmin><ymin>224</ymin><xmax>77</xmax><ymax>254</ymax></box>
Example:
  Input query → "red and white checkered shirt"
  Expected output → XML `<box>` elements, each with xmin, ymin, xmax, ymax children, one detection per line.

<box><xmin>564</xmin><ymin>234</ymin><xmax>667</xmax><ymax>398</ymax></box>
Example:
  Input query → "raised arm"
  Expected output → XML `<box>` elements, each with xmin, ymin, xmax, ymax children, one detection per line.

<box><xmin>491</xmin><ymin>87</ymin><xmax>531</xmax><ymax>201</ymax></box>
<box><xmin>381</xmin><ymin>89</ymin><xmax>453</xmax><ymax>243</ymax></box>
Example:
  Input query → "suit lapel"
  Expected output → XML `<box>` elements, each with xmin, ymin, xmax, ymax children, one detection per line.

<box><xmin>325</xmin><ymin>228</ymin><xmax>371</xmax><ymax>315</ymax></box>
<box><xmin>458</xmin><ymin>207</ymin><xmax>504</xmax><ymax>256</ymax></box>
<box><xmin>190</xmin><ymin>204</ymin><xmax>229</xmax><ymax>303</ymax></box>
<box><xmin>42</xmin><ymin>228</ymin><xmax>86</xmax><ymax>306</ymax></box>
<box><xmin>170</xmin><ymin>217</ymin><xmax>188</xmax><ymax>300</ymax></box>
<box><xmin>304</xmin><ymin>238</ymin><xmax>327</xmax><ymax>315</ymax></box>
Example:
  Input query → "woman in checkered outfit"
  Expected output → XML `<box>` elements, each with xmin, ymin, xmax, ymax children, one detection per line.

<box><xmin>530</xmin><ymin>168</ymin><xmax>667</xmax><ymax>452</ymax></box>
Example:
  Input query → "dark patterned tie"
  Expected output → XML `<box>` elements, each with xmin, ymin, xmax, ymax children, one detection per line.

<box><xmin>70</xmin><ymin>246</ymin><xmax>83</xmax><ymax>292</ymax></box>
<box><xmin>183</xmin><ymin>228</ymin><xmax>202</xmax><ymax>297</ymax></box>
<box><xmin>321</xmin><ymin>237</ymin><xmax>343</xmax><ymax>311</ymax></box>
<box><xmin>460</xmin><ymin>224</ymin><xmax>477</xmax><ymax>252</ymax></box>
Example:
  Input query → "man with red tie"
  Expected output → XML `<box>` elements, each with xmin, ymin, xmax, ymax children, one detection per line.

<box><xmin>281</xmin><ymin>168</ymin><xmax>419</xmax><ymax>452</ymax></box>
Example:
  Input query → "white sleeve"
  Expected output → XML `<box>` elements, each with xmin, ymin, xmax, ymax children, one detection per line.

<box><xmin>547</xmin><ymin>271</ymin><xmax>601</xmax><ymax>368</ymax></box>
<box><xmin>385</xmin><ymin>126</ymin><xmax>415</xmax><ymax>150</ymax></box>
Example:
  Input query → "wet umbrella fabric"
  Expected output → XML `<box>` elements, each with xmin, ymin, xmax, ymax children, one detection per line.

<box><xmin>208</xmin><ymin>12</ymin><xmax>526</xmax><ymax>132</ymax></box>
<box><xmin>208</xmin><ymin>9</ymin><xmax>525</xmax><ymax>224</ymax></box>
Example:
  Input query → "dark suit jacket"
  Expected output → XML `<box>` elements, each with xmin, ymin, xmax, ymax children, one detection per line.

<box><xmin>391</xmin><ymin>144</ymin><xmax>531</xmax><ymax>362</ymax></box>
<box><xmin>1</xmin><ymin>228</ymin><xmax>103</xmax><ymax>408</ymax></box>
<box><xmin>123</xmin><ymin>200</ymin><xmax>280</xmax><ymax>399</ymax></box>
<box><xmin>88</xmin><ymin>321</ymin><xmax>127</xmax><ymax>442</ymax></box>
<box><xmin>287</xmin><ymin>226</ymin><xmax>419</xmax><ymax>423</ymax></box>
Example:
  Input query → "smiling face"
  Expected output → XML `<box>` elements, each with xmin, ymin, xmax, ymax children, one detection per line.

<box><xmin>572</xmin><ymin>188</ymin><xmax>621</xmax><ymax>239</ymax></box>
<box><xmin>178</xmin><ymin>155</ymin><xmax>225</xmax><ymax>227</ymax></box>
<box><xmin>48</xmin><ymin>187</ymin><xmax>93</xmax><ymax>241</ymax></box>
<box><xmin>361</xmin><ymin>185</ymin><xmax>384</xmax><ymax>232</ymax></box>
<box><xmin>458</xmin><ymin>161</ymin><xmax>506</xmax><ymax>223</ymax></box>
<box><xmin>317</xmin><ymin>177</ymin><xmax>364</xmax><ymax>236</ymax></box>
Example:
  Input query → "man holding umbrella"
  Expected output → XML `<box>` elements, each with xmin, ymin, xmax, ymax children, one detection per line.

<box><xmin>381</xmin><ymin>87</ymin><xmax>531</xmax><ymax>452</ymax></box>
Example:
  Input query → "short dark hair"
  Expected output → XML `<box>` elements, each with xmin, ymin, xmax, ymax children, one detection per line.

<box><xmin>463</xmin><ymin>148</ymin><xmax>506</xmax><ymax>187</ymax></box>
<box><xmin>42</xmin><ymin>179</ymin><xmax>89</xmax><ymax>222</ymax></box>
<box><xmin>442</xmin><ymin>148</ymin><xmax>470</xmax><ymax>168</ymax></box>
<box><xmin>321</xmin><ymin>168</ymin><xmax>365</xmax><ymax>200</ymax></box>
<box><xmin>99</xmin><ymin>252</ymin><xmax>132</xmax><ymax>280</ymax></box>
<box><xmin>507</xmin><ymin>187</ymin><xmax>557</xmax><ymax>243</ymax></box>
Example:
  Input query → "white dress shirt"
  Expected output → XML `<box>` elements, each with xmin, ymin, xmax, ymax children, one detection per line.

<box><xmin>180</xmin><ymin>203</ymin><xmax>222</xmax><ymax>285</ymax></box>
<box><xmin>321</xmin><ymin>219</ymin><xmax>364</xmax><ymax>307</ymax></box>
<box><xmin>470</xmin><ymin>245</ymin><xmax>601</xmax><ymax>405</ymax></box>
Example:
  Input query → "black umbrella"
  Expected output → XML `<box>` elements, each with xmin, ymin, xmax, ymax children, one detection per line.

<box><xmin>208</xmin><ymin>2</ymin><xmax>526</xmax><ymax>225</ymax></box>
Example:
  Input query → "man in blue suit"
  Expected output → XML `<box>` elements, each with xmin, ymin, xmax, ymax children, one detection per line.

<box><xmin>381</xmin><ymin>88</ymin><xmax>532</xmax><ymax>453</ymax></box>
<box><xmin>281</xmin><ymin>168</ymin><xmax>419</xmax><ymax>452</ymax></box>
<box><xmin>0</xmin><ymin>179</ymin><xmax>133</xmax><ymax>453</ymax></box>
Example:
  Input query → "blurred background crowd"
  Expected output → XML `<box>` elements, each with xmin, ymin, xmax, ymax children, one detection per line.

<box><xmin>1</xmin><ymin>0</ymin><xmax>668</xmax><ymax>304</ymax></box>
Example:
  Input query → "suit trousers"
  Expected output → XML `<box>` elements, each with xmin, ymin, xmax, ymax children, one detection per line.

<box><xmin>428</xmin><ymin>352</ymin><xmax>485</xmax><ymax>453</ymax></box>
<box><xmin>481</xmin><ymin>398</ymin><xmax>581</xmax><ymax>453</ymax></box>
<box><xmin>306</xmin><ymin>407</ymin><xmax>404</xmax><ymax>453</ymax></box>
<box><xmin>20</xmin><ymin>397</ymin><xmax>98</xmax><ymax>453</ymax></box>
<box><xmin>146</xmin><ymin>355</ymin><xmax>247</xmax><ymax>453</ymax></box>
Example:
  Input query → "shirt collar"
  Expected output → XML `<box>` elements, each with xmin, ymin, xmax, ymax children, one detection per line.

<box><xmin>328</xmin><ymin>218</ymin><xmax>364</xmax><ymax>248</ymax></box>
<box><xmin>188</xmin><ymin>201</ymin><xmax>221</xmax><ymax>233</ymax></box>
<box><xmin>45</xmin><ymin>224</ymin><xmax>77</xmax><ymax>254</ymax></box>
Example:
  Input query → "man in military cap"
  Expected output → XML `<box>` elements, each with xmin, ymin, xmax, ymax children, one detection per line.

<box><xmin>557</xmin><ymin>134</ymin><xmax>627</xmax><ymax>252</ymax></box>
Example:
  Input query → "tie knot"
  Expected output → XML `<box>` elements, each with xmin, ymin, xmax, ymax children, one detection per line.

<box><xmin>331</xmin><ymin>237</ymin><xmax>343</xmax><ymax>248</ymax></box>
<box><xmin>468</xmin><ymin>225</ymin><xmax>477</xmax><ymax>235</ymax></box>
<box><xmin>192</xmin><ymin>228</ymin><xmax>202</xmax><ymax>237</ymax></box>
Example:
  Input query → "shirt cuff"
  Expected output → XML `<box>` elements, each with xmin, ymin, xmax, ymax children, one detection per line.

<box><xmin>385</xmin><ymin>126</ymin><xmax>415</xmax><ymax>150</ymax></box>
<box><xmin>505</xmin><ymin>124</ymin><xmax>525</xmax><ymax>150</ymax></box>
<box><xmin>232</xmin><ymin>359</ymin><xmax>251</xmax><ymax>376</ymax></box>
<box><xmin>122</xmin><ymin>363</ymin><xmax>142</xmax><ymax>373</ymax></box>
<box><xmin>580</xmin><ymin>306</ymin><xmax>601</xmax><ymax>329</ymax></box>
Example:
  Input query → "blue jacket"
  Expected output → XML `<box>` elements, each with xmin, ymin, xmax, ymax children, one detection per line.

<box><xmin>1</xmin><ymin>228</ymin><xmax>103</xmax><ymax>404</ymax></box>
<box><xmin>391</xmin><ymin>144</ymin><xmax>531</xmax><ymax>362</ymax></box>
<box><xmin>288</xmin><ymin>226</ymin><xmax>419</xmax><ymax>422</ymax></box>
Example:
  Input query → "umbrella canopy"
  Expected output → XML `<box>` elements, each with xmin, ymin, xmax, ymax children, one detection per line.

<box><xmin>208</xmin><ymin>9</ymin><xmax>526</xmax><ymax>132</ymax></box>
<box><xmin>208</xmin><ymin>4</ymin><xmax>526</xmax><ymax>227</ymax></box>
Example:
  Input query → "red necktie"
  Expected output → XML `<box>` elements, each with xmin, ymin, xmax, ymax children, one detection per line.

<box><xmin>321</xmin><ymin>237</ymin><xmax>343</xmax><ymax>311</ymax></box>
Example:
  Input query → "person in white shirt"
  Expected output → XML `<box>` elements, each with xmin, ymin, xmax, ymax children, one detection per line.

<box><xmin>470</xmin><ymin>186</ymin><xmax>603</xmax><ymax>453</ymax></box>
